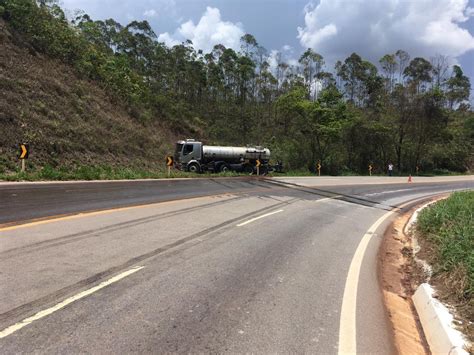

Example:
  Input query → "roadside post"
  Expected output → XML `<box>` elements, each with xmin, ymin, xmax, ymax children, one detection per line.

<box><xmin>369</xmin><ymin>164</ymin><xmax>372</xmax><ymax>176</ymax></box>
<box><xmin>256</xmin><ymin>159</ymin><xmax>261</xmax><ymax>176</ymax></box>
<box><xmin>166</xmin><ymin>155</ymin><xmax>173</xmax><ymax>177</ymax></box>
<box><xmin>18</xmin><ymin>143</ymin><xmax>29</xmax><ymax>172</ymax></box>
<box><xmin>317</xmin><ymin>160</ymin><xmax>321</xmax><ymax>176</ymax></box>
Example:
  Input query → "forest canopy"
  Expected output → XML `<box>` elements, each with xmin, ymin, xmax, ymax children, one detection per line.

<box><xmin>1</xmin><ymin>0</ymin><xmax>473</xmax><ymax>174</ymax></box>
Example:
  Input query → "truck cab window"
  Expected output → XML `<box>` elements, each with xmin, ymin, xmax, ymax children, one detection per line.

<box><xmin>183</xmin><ymin>144</ymin><xmax>193</xmax><ymax>155</ymax></box>
<box><xmin>175</xmin><ymin>143</ymin><xmax>183</xmax><ymax>154</ymax></box>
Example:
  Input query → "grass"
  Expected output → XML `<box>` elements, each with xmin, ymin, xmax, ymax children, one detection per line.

<box><xmin>416</xmin><ymin>191</ymin><xmax>474</xmax><ymax>301</ymax></box>
<box><xmin>0</xmin><ymin>165</ymin><xmax>247</xmax><ymax>181</ymax></box>
<box><xmin>0</xmin><ymin>164</ymin><xmax>470</xmax><ymax>182</ymax></box>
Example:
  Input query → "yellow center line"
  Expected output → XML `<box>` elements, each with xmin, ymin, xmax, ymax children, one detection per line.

<box><xmin>0</xmin><ymin>194</ymin><xmax>235</xmax><ymax>232</ymax></box>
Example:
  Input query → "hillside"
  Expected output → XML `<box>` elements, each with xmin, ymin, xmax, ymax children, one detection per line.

<box><xmin>0</xmin><ymin>18</ymin><xmax>178</xmax><ymax>175</ymax></box>
<box><xmin>0</xmin><ymin>1</ymin><xmax>473</xmax><ymax>178</ymax></box>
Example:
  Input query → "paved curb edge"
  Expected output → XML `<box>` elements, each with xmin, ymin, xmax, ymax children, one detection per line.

<box><xmin>412</xmin><ymin>284</ymin><xmax>468</xmax><ymax>355</ymax></box>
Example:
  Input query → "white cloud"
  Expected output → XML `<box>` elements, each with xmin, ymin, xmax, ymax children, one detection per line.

<box><xmin>143</xmin><ymin>9</ymin><xmax>157</xmax><ymax>18</ymax></box>
<box><xmin>267</xmin><ymin>45</ymin><xmax>298</xmax><ymax>75</ymax></box>
<box><xmin>157</xmin><ymin>32</ymin><xmax>180</xmax><ymax>48</ymax></box>
<box><xmin>297</xmin><ymin>0</ymin><xmax>474</xmax><ymax>65</ymax></box>
<box><xmin>267</xmin><ymin>49</ymin><xmax>280</xmax><ymax>74</ymax></box>
<box><xmin>158</xmin><ymin>7</ymin><xmax>244</xmax><ymax>52</ymax></box>
<box><xmin>61</xmin><ymin>0</ymin><xmax>178</xmax><ymax>23</ymax></box>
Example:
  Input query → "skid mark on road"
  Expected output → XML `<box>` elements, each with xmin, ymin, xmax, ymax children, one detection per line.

<box><xmin>0</xmin><ymin>199</ymin><xmax>296</xmax><ymax>327</ymax></box>
<box><xmin>0</xmin><ymin>195</ymin><xmax>234</xmax><ymax>232</ymax></box>
<box><xmin>0</xmin><ymin>195</ymin><xmax>247</xmax><ymax>258</ymax></box>
<box><xmin>364</xmin><ymin>188</ymin><xmax>418</xmax><ymax>197</ymax></box>
<box><xmin>0</xmin><ymin>266</ymin><xmax>144</xmax><ymax>339</ymax></box>
<box><xmin>263</xmin><ymin>178</ymin><xmax>400</xmax><ymax>211</ymax></box>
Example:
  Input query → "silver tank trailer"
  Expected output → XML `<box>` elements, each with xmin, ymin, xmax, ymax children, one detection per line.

<box><xmin>202</xmin><ymin>145</ymin><xmax>270</xmax><ymax>162</ymax></box>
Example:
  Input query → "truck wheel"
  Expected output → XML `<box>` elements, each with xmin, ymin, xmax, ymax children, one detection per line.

<box><xmin>219</xmin><ymin>164</ymin><xmax>230</xmax><ymax>173</ymax></box>
<box><xmin>188</xmin><ymin>163</ymin><xmax>200</xmax><ymax>173</ymax></box>
<box><xmin>243</xmin><ymin>164</ymin><xmax>253</xmax><ymax>174</ymax></box>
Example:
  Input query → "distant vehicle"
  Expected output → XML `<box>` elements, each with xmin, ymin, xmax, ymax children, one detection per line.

<box><xmin>174</xmin><ymin>139</ymin><xmax>277</xmax><ymax>174</ymax></box>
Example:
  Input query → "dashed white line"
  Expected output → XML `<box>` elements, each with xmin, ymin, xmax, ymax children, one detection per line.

<box><xmin>0</xmin><ymin>266</ymin><xmax>145</xmax><ymax>339</ymax></box>
<box><xmin>236</xmin><ymin>209</ymin><xmax>284</xmax><ymax>227</ymax></box>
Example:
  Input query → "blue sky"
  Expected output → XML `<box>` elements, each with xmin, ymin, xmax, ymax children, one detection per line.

<box><xmin>61</xmin><ymin>0</ymin><xmax>474</xmax><ymax>93</ymax></box>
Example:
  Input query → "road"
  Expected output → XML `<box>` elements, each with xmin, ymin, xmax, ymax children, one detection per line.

<box><xmin>0</xmin><ymin>176</ymin><xmax>472</xmax><ymax>353</ymax></box>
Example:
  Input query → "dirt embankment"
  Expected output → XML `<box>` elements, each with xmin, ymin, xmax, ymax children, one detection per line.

<box><xmin>0</xmin><ymin>19</ymin><xmax>177</xmax><ymax>173</ymax></box>
<box><xmin>379</xmin><ymin>201</ymin><xmax>437</xmax><ymax>354</ymax></box>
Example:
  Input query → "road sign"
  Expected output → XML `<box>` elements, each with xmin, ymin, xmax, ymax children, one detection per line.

<box><xmin>166</xmin><ymin>156</ymin><xmax>173</xmax><ymax>177</ymax></box>
<box><xmin>19</xmin><ymin>143</ymin><xmax>29</xmax><ymax>159</ymax></box>
<box><xmin>255</xmin><ymin>159</ymin><xmax>261</xmax><ymax>175</ymax></box>
<box><xmin>317</xmin><ymin>161</ymin><xmax>321</xmax><ymax>176</ymax></box>
<box><xmin>369</xmin><ymin>164</ymin><xmax>372</xmax><ymax>176</ymax></box>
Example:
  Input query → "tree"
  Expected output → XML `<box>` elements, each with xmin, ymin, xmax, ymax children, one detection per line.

<box><xmin>338</xmin><ymin>53</ymin><xmax>382</xmax><ymax>107</ymax></box>
<box><xmin>404</xmin><ymin>57</ymin><xmax>433</xmax><ymax>93</ymax></box>
<box><xmin>240</xmin><ymin>33</ymin><xmax>258</xmax><ymax>57</ymax></box>
<box><xmin>430</xmin><ymin>54</ymin><xmax>450</xmax><ymax>88</ymax></box>
<box><xmin>379</xmin><ymin>53</ymin><xmax>396</xmax><ymax>92</ymax></box>
<box><xmin>395</xmin><ymin>50</ymin><xmax>410</xmax><ymax>84</ymax></box>
<box><xmin>298</xmin><ymin>48</ymin><xmax>324</xmax><ymax>100</ymax></box>
<box><xmin>446</xmin><ymin>65</ymin><xmax>470</xmax><ymax>109</ymax></box>
<box><xmin>2</xmin><ymin>0</ymin><xmax>472</xmax><ymax>174</ymax></box>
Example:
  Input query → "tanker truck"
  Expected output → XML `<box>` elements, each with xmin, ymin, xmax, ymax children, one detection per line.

<box><xmin>174</xmin><ymin>139</ymin><xmax>273</xmax><ymax>174</ymax></box>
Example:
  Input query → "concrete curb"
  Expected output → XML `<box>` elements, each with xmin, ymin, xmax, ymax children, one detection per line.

<box><xmin>413</xmin><ymin>283</ymin><xmax>469</xmax><ymax>355</ymax></box>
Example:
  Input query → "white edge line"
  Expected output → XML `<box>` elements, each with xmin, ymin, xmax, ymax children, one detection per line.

<box><xmin>236</xmin><ymin>209</ymin><xmax>284</xmax><ymax>227</ymax></box>
<box><xmin>338</xmin><ymin>211</ymin><xmax>394</xmax><ymax>355</ymax></box>
<box><xmin>337</xmin><ymin>193</ymin><xmax>449</xmax><ymax>354</ymax></box>
<box><xmin>0</xmin><ymin>266</ymin><xmax>145</xmax><ymax>339</ymax></box>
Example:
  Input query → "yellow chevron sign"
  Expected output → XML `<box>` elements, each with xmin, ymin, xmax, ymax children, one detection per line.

<box><xmin>166</xmin><ymin>156</ymin><xmax>174</xmax><ymax>167</ymax></box>
<box><xmin>19</xmin><ymin>144</ymin><xmax>29</xmax><ymax>159</ymax></box>
<box><xmin>256</xmin><ymin>159</ymin><xmax>261</xmax><ymax>168</ymax></box>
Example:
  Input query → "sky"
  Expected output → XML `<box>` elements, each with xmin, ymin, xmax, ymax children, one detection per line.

<box><xmin>60</xmin><ymin>0</ymin><xmax>474</xmax><ymax>94</ymax></box>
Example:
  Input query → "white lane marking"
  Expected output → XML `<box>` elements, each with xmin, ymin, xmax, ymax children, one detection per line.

<box><xmin>236</xmin><ymin>194</ymin><xmax>333</xmax><ymax>229</ymax></box>
<box><xmin>0</xmin><ymin>266</ymin><xmax>144</xmax><ymax>339</ymax></box>
<box><xmin>338</xmin><ymin>211</ymin><xmax>394</xmax><ymax>354</ymax></box>
<box><xmin>236</xmin><ymin>210</ymin><xmax>284</xmax><ymax>227</ymax></box>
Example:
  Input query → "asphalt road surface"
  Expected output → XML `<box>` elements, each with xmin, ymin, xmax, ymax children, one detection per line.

<box><xmin>0</xmin><ymin>176</ymin><xmax>472</xmax><ymax>353</ymax></box>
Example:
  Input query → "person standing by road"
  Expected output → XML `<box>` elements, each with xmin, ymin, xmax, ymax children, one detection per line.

<box><xmin>388</xmin><ymin>162</ymin><xmax>394</xmax><ymax>176</ymax></box>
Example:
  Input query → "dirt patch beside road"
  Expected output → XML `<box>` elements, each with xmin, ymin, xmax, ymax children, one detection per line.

<box><xmin>379</xmin><ymin>196</ymin><xmax>449</xmax><ymax>354</ymax></box>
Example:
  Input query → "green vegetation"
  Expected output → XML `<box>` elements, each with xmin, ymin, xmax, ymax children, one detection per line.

<box><xmin>1</xmin><ymin>0</ymin><xmax>473</xmax><ymax>177</ymax></box>
<box><xmin>417</xmin><ymin>191</ymin><xmax>474</xmax><ymax>302</ymax></box>
<box><xmin>0</xmin><ymin>165</ymin><xmax>246</xmax><ymax>181</ymax></box>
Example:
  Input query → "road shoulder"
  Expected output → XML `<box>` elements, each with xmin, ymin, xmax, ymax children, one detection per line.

<box><xmin>379</xmin><ymin>200</ymin><xmax>437</xmax><ymax>354</ymax></box>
